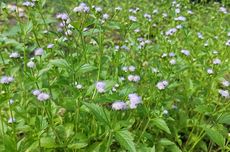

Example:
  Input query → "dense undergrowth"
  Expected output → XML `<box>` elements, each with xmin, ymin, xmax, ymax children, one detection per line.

<box><xmin>0</xmin><ymin>0</ymin><xmax>230</xmax><ymax>151</ymax></box>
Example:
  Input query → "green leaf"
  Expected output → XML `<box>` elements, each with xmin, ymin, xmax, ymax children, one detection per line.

<box><xmin>40</xmin><ymin>137</ymin><xmax>56</xmax><ymax>148</ymax></box>
<box><xmin>83</xmin><ymin>102</ymin><xmax>110</xmax><ymax>126</ymax></box>
<box><xmin>159</xmin><ymin>138</ymin><xmax>174</xmax><ymax>146</ymax></box>
<box><xmin>49</xmin><ymin>59</ymin><xmax>69</xmax><ymax>68</ymax></box>
<box><xmin>24</xmin><ymin>21</ymin><xmax>33</xmax><ymax>34</ymax></box>
<box><xmin>151</xmin><ymin>118</ymin><xmax>171</xmax><ymax>134</ymax></box>
<box><xmin>204</xmin><ymin>127</ymin><xmax>225</xmax><ymax>147</ymax></box>
<box><xmin>77</xmin><ymin>64</ymin><xmax>97</xmax><ymax>75</ymax></box>
<box><xmin>67</xmin><ymin>142</ymin><xmax>88</xmax><ymax>149</ymax></box>
<box><xmin>218</xmin><ymin>113</ymin><xmax>230</xmax><ymax>125</ymax></box>
<box><xmin>115</xmin><ymin>130</ymin><xmax>136</xmax><ymax>152</ymax></box>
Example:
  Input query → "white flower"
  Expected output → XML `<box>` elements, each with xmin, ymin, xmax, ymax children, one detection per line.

<box><xmin>187</xmin><ymin>10</ymin><xmax>194</xmax><ymax>14</ymax></box>
<box><xmin>133</xmin><ymin>75</ymin><xmax>140</xmax><ymax>82</ymax></box>
<box><xmin>112</xmin><ymin>101</ymin><xmax>127</xmax><ymax>110</ymax></box>
<box><xmin>27</xmin><ymin>61</ymin><xmax>35</xmax><ymax>68</ymax></box>
<box><xmin>165</xmin><ymin>28</ymin><xmax>177</xmax><ymax>36</ymax></box>
<box><xmin>96</xmin><ymin>81</ymin><xmax>106</xmax><ymax>93</ymax></box>
<box><xmin>102</xmin><ymin>13</ymin><xmax>109</xmax><ymax>20</ymax></box>
<box><xmin>32</xmin><ymin>89</ymin><xmax>41</xmax><ymax>96</ymax></box>
<box><xmin>9</xmin><ymin>99</ymin><xmax>14</xmax><ymax>105</ymax></box>
<box><xmin>221</xmin><ymin>80</ymin><xmax>229</xmax><ymax>87</ymax></box>
<box><xmin>213</xmin><ymin>58</ymin><xmax>221</xmax><ymax>65</ymax></box>
<box><xmin>175</xmin><ymin>16</ymin><xmax>186</xmax><ymax>21</ymax></box>
<box><xmin>34</xmin><ymin>48</ymin><xmax>44</xmax><ymax>56</ymax></box>
<box><xmin>47</xmin><ymin>43</ymin><xmax>54</xmax><ymax>49</ymax></box>
<box><xmin>152</xmin><ymin>67</ymin><xmax>159</xmax><ymax>73</ymax></box>
<box><xmin>73</xmin><ymin>3</ymin><xmax>90</xmax><ymax>13</ymax></box>
<box><xmin>175</xmin><ymin>8</ymin><xmax>180</xmax><ymax>13</ymax></box>
<box><xmin>218</xmin><ymin>89</ymin><xmax>229</xmax><ymax>98</ymax></box>
<box><xmin>170</xmin><ymin>59</ymin><xmax>176</xmax><ymax>65</ymax></box>
<box><xmin>76</xmin><ymin>84</ymin><xmax>83</xmax><ymax>89</ymax></box>
<box><xmin>56</xmin><ymin>13</ymin><xmax>69</xmax><ymax>20</ymax></box>
<box><xmin>169</xmin><ymin>52</ymin><xmax>175</xmax><ymax>57</ymax></box>
<box><xmin>156</xmin><ymin>80</ymin><xmax>169</xmax><ymax>90</ymax></box>
<box><xmin>207</xmin><ymin>68</ymin><xmax>214</xmax><ymax>74</ymax></box>
<box><xmin>129</xmin><ymin>66</ymin><xmax>136</xmax><ymax>72</ymax></box>
<box><xmin>37</xmin><ymin>93</ymin><xmax>50</xmax><ymax>101</ymax></box>
<box><xmin>181</xmin><ymin>49</ymin><xmax>190</xmax><ymax>56</ymax></box>
<box><xmin>225</xmin><ymin>40</ymin><xmax>230</xmax><ymax>46</ymax></box>
<box><xmin>128</xmin><ymin>93</ymin><xmax>142</xmax><ymax>109</ymax></box>
<box><xmin>22</xmin><ymin>1</ymin><xmax>35</xmax><ymax>7</ymax></box>
<box><xmin>129</xmin><ymin>16</ymin><xmax>137</xmax><ymax>22</ymax></box>
<box><xmin>197</xmin><ymin>32</ymin><xmax>204</xmax><ymax>39</ymax></box>
<box><xmin>128</xmin><ymin>75</ymin><xmax>134</xmax><ymax>81</ymax></box>
<box><xmin>122</xmin><ymin>66</ymin><xmax>128</xmax><ymax>72</ymax></box>
<box><xmin>162</xmin><ymin>13</ymin><xmax>168</xmax><ymax>18</ymax></box>
<box><xmin>176</xmin><ymin>25</ymin><xmax>183</xmax><ymax>29</ymax></box>
<box><xmin>0</xmin><ymin>76</ymin><xmax>14</xmax><ymax>84</ymax></box>
<box><xmin>115</xmin><ymin>6</ymin><xmax>122</xmax><ymax>11</ymax></box>
<box><xmin>219</xmin><ymin>7</ymin><xmax>227</xmax><ymax>14</ymax></box>
<box><xmin>8</xmin><ymin>117</ymin><xmax>16</xmax><ymax>123</ymax></box>
<box><xmin>95</xmin><ymin>6</ymin><xmax>102</xmax><ymax>12</ymax></box>
<box><xmin>9</xmin><ymin>52</ymin><xmax>20</xmax><ymax>58</ymax></box>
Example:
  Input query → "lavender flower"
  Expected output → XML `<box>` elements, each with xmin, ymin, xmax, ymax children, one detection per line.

<box><xmin>207</xmin><ymin>68</ymin><xmax>214</xmax><ymax>74</ymax></box>
<box><xmin>213</xmin><ymin>58</ymin><xmax>221</xmax><ymax>65</ymax></box>
<box><xmin>129</xmin><ymin>16</ymin><xmax>137</xmax><ymax>22</ymax></box>
<box><xmin>32</xmin><ymin>89</ymin><xmax>41</xmax><ymax>96</ymax></box>
<box><xmin>73</xmin><ymin>3</ymin><xmax>90</xmax><ymax>13</ymax></box>
<box><xmin>112</xmin><ymin>101</ymin><xmax>127</xmax><ymax>110</ymax></box>
<box><xmin>0</xmin><ymin>76</ymin><xmax>14</xmax><ymax>84</ymax></box>
<box><xmin>174</xmin><ymin>16</ymin><xmax>186</xmax><ymax>21</ymax></box>
<box><xmin>8</xmin><ymin>117</ymin><xmax>16</xmax><ymax>123</ymax></box>
<box><xmin>47</xmin><ymin>43</ymin><xmax>54</xmax><ymax>49</ymax></box>
<box><xmin>37</xmin><ymin>92</ymin><xmax>50</xmax><ymax>101</ymax></box>
<box><xmin>181</xmin><ymin>49</ymin><xmax>190</xmax><ymax>56</ymax></box>
<box><xmin>34</xmin><ymin>48</ymin><xmax>44</xmax><ymax>56</ymax></box>
<box><xmin>156</xmin><ymin>80</ymin><xmax>169</xmax><ymax>90</ymax></box>
<box><xmin>221</xmin><ymin>80</ymin><xmax>229</xmax><ymax>87</ymax></box>
<box><xmin>218</xmin><ymin>89</ymin><xmax>229</xmax><ymax>98</ymax></box>
<box><xmin>128</xmin><ymin>93</ymin><xmax>142</xmax><ymax>109</ymax></box>
<box><xmin>128</xmin><ymin>66</ymin><xmax>136</xmax><ymax>72</ymax></box>
<box><xmin>27</xmin><ymin>61</ymin><xmax>35</xmax><ymax>68</ymax></box>
<box><xmin>96</xmin><ymin>81</ymin><xmax>106</xmax><ymax>93</ymax></box>
<box><xmin>9</xmin><ymin>52</ymin><xmax>20</xmax><ymax>58</ymax></box>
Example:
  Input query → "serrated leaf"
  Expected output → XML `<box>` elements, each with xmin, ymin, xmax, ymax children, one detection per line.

<box><xmin>218</xmin><ymin>113</ymin><xmax>230</xmax><ymax>125</ymax></box>
<box><xmin>151</xmin><ymin>118</ymin><xmax>171</xmax><ymax>134</ymax></box>
<box><xmin>115</xmin><ymin>130</ymin><xmax>136</xmax><ymax>152</ymax></box>
<box><xmin>83</xmin><ymin>102</ymin><xmax>110</xmax><ymax>126</ymax></box>
<box><xmin>77</xmin><ymin>64</ymin><xmax>97</xmax><ymax>75</ymax></box>
<box><xmin>40</xmin><ymin>137</ymin><xmax>56</xmax><ymax>148</ymax></box>
<box><xmin>67</xmin><ymin>142</ymin><xmax>88</xmax><ymax>149</ymax></box>
<box><xmin>204</xmin><ymin>127</ymin><xmax>225</xmax><ymax>147</ymax></box>
<box><xmin>49</xmin><ymin>59</ymin><xmax>69</xmax><ymax>68</ymax></box>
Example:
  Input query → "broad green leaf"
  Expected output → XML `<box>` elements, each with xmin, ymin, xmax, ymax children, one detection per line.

<box><xmin>40</xmin><ymin>137</ymin><xmax>56</xmax><ymax>148</ymax></box>
<box><xmin>204</xmin><ymin>127</ymin><xmax>225</xmax><ymax>147</ymax></box>
<box><xmin>159</xmin><ymin>138</ymin><xmax>174</xmax><ymax>146</ymax></box>
<box><xmin>115</xmin><ymin>130</ymin><xmax>136</xmax><ymax>152</ymax></box>
<box><xmin>151</xmin><ymin>118</ymin><xmax>171</xmax><ymax>134</ymax></box>
<box><xmin>67</xmin><ymin>142</ymin><xmax>88</xmax><ymax>149</ymax></box>
<box><xmin>218</xmin><ymin>113</ymin><xmax>230</xmax><ymax>125</ymax></box>
<box><xmin>83</xmin><ymin>102</ymin><xmax>110</xmax><ymax>126</ymax></box>
<box><xmin>49</xmin><ymin>59</ymin><xmax>69</xmax><ymax>68</ymax></box>
<box><xmin>77</xmin><ymin>64</ymin><xmax>97</xmax><ymax>74</ymax></box>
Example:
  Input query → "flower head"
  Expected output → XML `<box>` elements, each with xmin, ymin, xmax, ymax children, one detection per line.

<box><xmin>0</xmin><ymin>76</ymin><xmax>14</xmax><ymax>84</ymax></box>
<box><xmin>128</xmin><ymin>93</ymin><xmax>142</xmax><ymax>109</ymax></box>
<box><xmin>96</xmin><ymin>81</ymin><xmax>106</xmax><ymax>93</ymax></box>
<box><xmin>37</xmin><ymin>92</ymin><xmax>50</xmax><ymax>101</ymax></box>
<box><xmin>34</xmin><ymin>48</ymin><xmax>44</xmax><ymax>56</ymax></box>
<box><xmin>112</xmin><ymin>101</ymin><xmax>127</xmax><ymax>110</ymax></box>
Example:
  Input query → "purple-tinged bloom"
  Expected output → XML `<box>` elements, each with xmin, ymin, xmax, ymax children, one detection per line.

<box><xmin>32</xmin><ymin>89</ymin><xmax>41</xmax><ymax>96</ymax></box>
<box><xmin>27</xmin><ymin>61</ymin><xmax>35</xmax><ymax>68</ymax></box>
<box><xmin>112</xmin><ymin>101</ymin><xmax>127</xmax><ymax>110</ymax></box>
<box><xmin>213</xmin><ymin>58</ymin><xmax>221</xmax><ymax>65</ymax></box>
<box><xmin>9</xmin><ymin>52</ymin><xmax>20</xmax><ymax>58</ymax></box>
<box><xmin>207</xmin><ymin>68</ymin><xmax>214</xmax><ymax>74</ymax></box>
<box><xmin>96</xmin><ymin>81</ymin><xmax>106</xmax><ymax>93</ymax></box>
<box><xmin>221</xmin><ymin>80</ymin><xmax>229</xmax><ymax>87</ymax></box>
<box><xmin>128</xmin><ymin>93</ymin><xmax>142</xmax><ymax>109</ymax></box>
<box><xmin>218</xmin><ymin>89</ymin><xmax>229</xmax><ymax>98</ymax></box>
<box><xmin>181</xmin><ymin>49</ymin><xmax>190</xmax><ymax>56</ymax></box>
<box><xmin>156</xmin><ymin>80</ymin><xmax>169</xmax><ymax>90</ymax></box>
<box><xmin>0</xmin><ymin>76</ymin><xmax>14</xmax><ymax>84</ymax></box>
<box><xmin>37</xmin><ymin>92</ymin><xmax>50</xmax><ymax>101</ymax></box>
<box><xmin>174</xmin><ymin>16</ymin><xmax>186</xmax><ymax>21</ymax></box>
<box><xmin>47</xmin><ymin>43</ymin><xmax>54</xmax><ymax>49</ymax></box>
<box><xmin>34</xmin><ymin>48</ymin><xmax>44</xmax><ymax>56</ymax></box>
